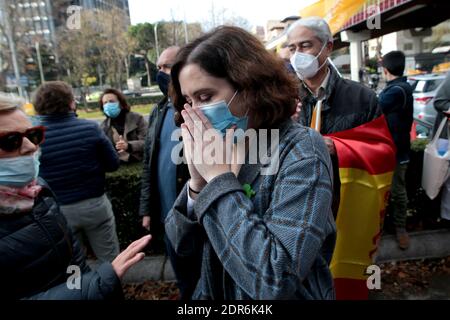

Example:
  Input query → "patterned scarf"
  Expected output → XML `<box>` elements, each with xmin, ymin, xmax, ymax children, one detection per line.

<box><xmin>0</xmin><ymin>180</ymin><xmax>42</xmax><ymax>215</ymax></box>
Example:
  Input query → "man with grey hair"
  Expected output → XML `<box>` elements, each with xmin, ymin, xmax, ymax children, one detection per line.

<box><xmin>288</xmin><ymin>17</ymin><xmax>380</xmax><ymax>216</ymax></box>
<box><xmin>288</xmin><ymin>16</ymin><xmax>379</xmax><ymax>136</ymax></box>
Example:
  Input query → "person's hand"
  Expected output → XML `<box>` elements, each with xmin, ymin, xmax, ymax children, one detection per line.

<box><xmin>291</xmin><ymin>100</ymin><xmax>302</xmax><ymax>122</ymax></box>
<box><xmin>323</xmin><ymin>137</ymin><xmax>336</xmax><ymax>155</ymax></box>
<box><xmin>181</xmin><ymin>104</ymin><xmax>234</xmax><ymax>183</ymax></box>
<box><xmin>180</xmin><ymin>104</ymin><xmax>208</xmax><ymax>196</ymax></box>
<box><xmin>112</xmin><ymin>234</ymin><xmax>151</xmax><ymax>280</ymax></box>
<box><xmin>142</xmin><ymin>216</ymin><xmax>151</xmax><ymax>231</ymax></box>
<box><xmin>116</xmin><ymin>135</ymin><xmax>128</xmax><ymax>153</ymax></box>
<box><xmin>444</xmin><ymin>110</ymin><xmax>450</xmax><ymax>118</ymax></box>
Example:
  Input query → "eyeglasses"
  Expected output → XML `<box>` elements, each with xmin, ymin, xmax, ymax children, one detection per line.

<box><xmin>0</xmin><ymin>126</ymin><xmax>46</xmax><ymax>152</ymax></box>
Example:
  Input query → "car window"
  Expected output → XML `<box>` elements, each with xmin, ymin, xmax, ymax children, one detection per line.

<box><xmin>414</xmin><ymin>80</ymin><xmax>427</xmax><ymax>93</ymax></box>
<box><xmin>425</xmin><ymin>79</ymin><xmax>444</xmax><ymax>92</ymax></box>
<box><xmin>408</xmin><ymin>79</ymin><xmax>418</xmax><ymax>91</ymax></box>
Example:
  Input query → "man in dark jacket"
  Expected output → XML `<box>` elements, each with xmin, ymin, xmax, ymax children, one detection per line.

<box><xmin>34</xmin><ymin>81</ymin><xmax>121</xmax><ymax>262</ymax></box>
<box><xmin>379</xmin><ymin>51</ymin><xmax>414</xmax><ymax>250</ymax></box>
<box><xmin>139</xmin><ymin>46</ymin><xmax>200</xmax><ymax>300</ymax></box>
<box><xmin>287</xmin><ymin>17</ymin><xmax>380</xmax><ymax>216</ymax></box>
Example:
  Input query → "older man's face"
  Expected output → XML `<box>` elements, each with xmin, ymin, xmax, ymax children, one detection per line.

<box><xmin>157</xmin><ymin>48</ymin><xmax>178</xmax><ymax>75</ymax></box>
<box><xmin>287</xmin><ymin>26</ymin><xmax>331</xmax><ymax>61</ymax></box>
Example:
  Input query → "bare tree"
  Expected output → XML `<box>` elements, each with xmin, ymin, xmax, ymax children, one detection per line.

<box><xmin>57</xmin><ymin>10</ymin><xmax>101</xmax><ymax>107</ymax></box>
<box><xmin>57</xmin><ymin>8</ymin><xmax>131</xmax><ymax>104</ymax></box>
<box><xmin>95</xmin><ymin>8</ymin><xmax>131</xmax><ymax>89</ymax></box>
<box><xmin>203</xmin><ymin>4</ymin><xmax>252</xmax><ymax>32</ymax></box>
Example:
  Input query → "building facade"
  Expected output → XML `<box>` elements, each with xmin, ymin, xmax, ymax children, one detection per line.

<box><xmin>0</xmin><ymin>0</ymin><xmax>130</xmax><ymax>49</ymax></box>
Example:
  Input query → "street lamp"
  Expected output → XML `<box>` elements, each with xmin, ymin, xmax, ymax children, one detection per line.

<box><xmin>154</xmin><ymin>22</ymin><xmax>160</xmax><ymax>61</ymax></box>
<box><xmin>35</xmin><ymin>42</ymin><xmax>45</xmax><ymax>84</ymax></box>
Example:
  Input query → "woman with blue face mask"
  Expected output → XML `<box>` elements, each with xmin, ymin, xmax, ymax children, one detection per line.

<box><xmin>0</xmin><ymin>94</ymin><xmax>151</xmax><ymax>300</ymax></box>
<box><xmin>165</xmin><ymin>26</ymin><xmax>337</xmax><ymax>300</ymax></box>
<box><xmin>100</xmin><ymin>89</ymin><xmax>148</xmax><ymax>163</ymax></box>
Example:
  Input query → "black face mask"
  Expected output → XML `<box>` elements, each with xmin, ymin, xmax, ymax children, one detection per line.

<box><xmin>156</xmin><ymin>71</ymin><xmax>170</xmax><ymax>97</ymax></box>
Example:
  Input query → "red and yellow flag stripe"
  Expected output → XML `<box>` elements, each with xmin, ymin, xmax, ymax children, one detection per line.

<box><xmin>327</xmin><ymin>116</ymin><xmax>396</xmax><ymax>300</ymax></box>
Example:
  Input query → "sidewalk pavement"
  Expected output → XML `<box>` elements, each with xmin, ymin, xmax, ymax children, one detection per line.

<box><xmin>88</xmin><ymin>254</ymin><xmax>175</xmax><ymax>283</ymax></box>
<box><xmin>376</xmin><ymin>229</ymin><xmax>450</xmax><ymax>264</ymax></box>
<box><xmin>88</xmin><ymin>228</ymin><xmax>450</xmax><ymax>284</ymax></box>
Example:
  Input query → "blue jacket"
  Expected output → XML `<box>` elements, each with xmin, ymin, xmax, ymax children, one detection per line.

<box><xmin>37</xmin><ymin>113</ymin><xmax>120</xmax><ymax>205</ymax></box>
<box><xmin>165</xmin><ymin>120</ymin><xmax>336</xmax><ymax>300</ymax></box>
<box><xmin>0</xmin><ymin>180</ymin><xmax>123</xmax><ymax>300</ymax></box>
<box><xmin>379</xmin><ymin>77</ymin><xmax>414</xmax><ymax>163</ymax></box>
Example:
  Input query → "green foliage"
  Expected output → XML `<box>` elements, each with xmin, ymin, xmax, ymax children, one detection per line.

<box><xmin>411</xmin><ymin>138</ymin><xmax>429</xmax><ymax>152</ymax></box>
<box><xmin>76</xmin><ymin>95</ymin><xmax>163</xmax><ymax>110</ymax></box>
<box><xmin>128</xmin><ymin>23</ymin><xmax>155</xmax><ymax>55</ymax></box>
<box><xmin>105</xmin><ymin>163</ymin><xmax>145</xmax><ymax>249</ymax></box>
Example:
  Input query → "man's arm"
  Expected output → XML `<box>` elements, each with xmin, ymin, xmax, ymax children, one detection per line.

<box><xmin>139</xmin><ymin>106</ymin><xmax>159</xmax><ymax>219</ymax></box>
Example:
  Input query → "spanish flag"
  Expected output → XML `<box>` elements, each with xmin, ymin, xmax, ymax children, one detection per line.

<box><xmin>326</xmin><ymin>116</ymin><xmax>396</xmax><ymax>300</ymax></box>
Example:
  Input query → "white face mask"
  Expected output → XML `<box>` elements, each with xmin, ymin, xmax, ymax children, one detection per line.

<box><xmin>290</xmin><ymin>42</ymin><xmax>328</xmax><ymax>80</ymax></box>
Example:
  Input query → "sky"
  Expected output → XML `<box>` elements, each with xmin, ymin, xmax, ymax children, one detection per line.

<box><xmin>129</xmin><ymin>0</ymin><xmax>317</xmax><ymax>28</ymax></box>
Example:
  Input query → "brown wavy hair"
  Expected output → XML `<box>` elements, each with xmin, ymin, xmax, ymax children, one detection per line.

<box><xmin>33</xmin><ymin>81</ymin><xmax>74</xmax><ymax>115</ymax></box>
<box><xmin>170</xmin><ymin>26</ymin><xmax>299</xmax><ymax>129</ymax></box>
<box><xmin>99</xmin><ymin>88</ymin><xmax>130</xmax><ymax>112</ymax></box>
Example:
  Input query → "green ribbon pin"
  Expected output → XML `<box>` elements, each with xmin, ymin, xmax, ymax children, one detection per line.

<box><xmin>242</xmin><ymin>184</ymin><xmax>256</xmax><ymax>199</ymax></box>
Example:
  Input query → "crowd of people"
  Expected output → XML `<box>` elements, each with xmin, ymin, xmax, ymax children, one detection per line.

<box><xmin>0</xmin><ymin>16</ymin><xmax>449</xmax><ymax>300</ymax></box>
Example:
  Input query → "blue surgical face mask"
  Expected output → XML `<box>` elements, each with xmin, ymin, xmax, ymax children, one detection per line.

<box><xmin>0</xmin><ymin>153</ymin><xmax>40</xmax><ymax>187</ymax></box>
<box><xmin>200</xmin><ymin>91</ymin><xmax>248</xmax><ymax>137</ymax></box>
<box><xmin>103</xmin><ymin>102</ymin><xmax>121</xmax><ymax>119</ymax></box>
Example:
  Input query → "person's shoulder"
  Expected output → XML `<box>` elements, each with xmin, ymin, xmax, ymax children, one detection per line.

<box><xmin>158</xmin><ymin>96</ymin><xmax>169</xmax><ymax>107</ymax></box>
<box><xmin>382</xmin><ymin>82</ymin><xmax>410</xmax><ymax>97</ymax></box>
<box><xmin>68</xmin><ymin>118</ymin><xmax>104</xmax><ymax>138</ymax></box>
<box><xmin>279</xmin><ymin>121</ymin><xmax>330</xmax><ymax>164</ymax></box>
<box><xmin>340</xmin><ymin>77</ymin><xmax>377</xmax><ymax>97</ymax></box>
<box><xmin>34</xmin><ymin>178</ymin><xmax>60</xmax><ymax>217</ymax></box>
<box><xmin>128</xmin><ymin>111</ymin><xmax>147</xmax><ymax>122</ymax></box>
<box><xmin>75</xmin><ymin>117</ymin><xmax>102</xmax><ymax>130</ymax></box>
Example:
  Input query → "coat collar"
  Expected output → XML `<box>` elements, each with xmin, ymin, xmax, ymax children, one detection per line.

<box><xmin>300</xmin><ymin>66</ymin><xmax>341</xmax><ymax>112</ymax></box>
<box><xmin>386</xmin><ymin>76</ymin><xmax>407</xmax><ymax>86</ymax></box>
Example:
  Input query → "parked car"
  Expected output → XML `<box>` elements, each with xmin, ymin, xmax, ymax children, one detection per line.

<box><xmin>408</xmin><ymin>73</ymin><xmax>446</xmax><ymax>136</ymax></box>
